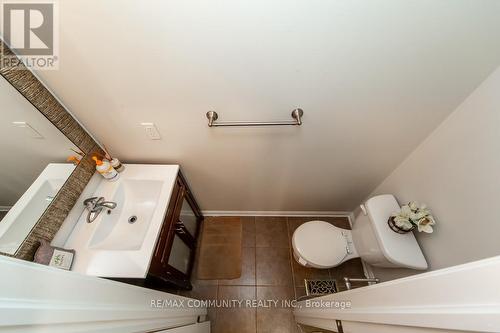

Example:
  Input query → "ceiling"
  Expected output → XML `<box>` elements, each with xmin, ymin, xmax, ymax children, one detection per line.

<box><xmin>30</xmin><ymin>0</ymin><xmax>500</xmax><ymax>211</ymax></box>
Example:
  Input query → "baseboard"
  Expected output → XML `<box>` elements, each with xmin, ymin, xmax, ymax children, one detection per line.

<box><xmin>201</xmin><ymin>210</ymin><xmax>352</xmax><ymax>217</ymax></box>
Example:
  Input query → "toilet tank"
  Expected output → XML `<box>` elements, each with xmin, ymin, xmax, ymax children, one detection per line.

<box><xmin>351</xmin><ymin>194</ymin><xmax>428</xmax><ymax>270</ymax></box>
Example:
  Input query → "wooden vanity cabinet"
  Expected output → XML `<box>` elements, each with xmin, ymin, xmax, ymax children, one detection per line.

<box><xmin>113</xmin><ymin>171</ymin><xmax>203</xmax><ymax>291</ymax></box>
<box><xmin>146</xmin><ymin>171</ymin><xmax>203</xmax><ymax>290</ymax></box>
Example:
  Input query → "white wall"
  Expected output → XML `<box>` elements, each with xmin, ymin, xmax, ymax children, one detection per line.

<box><xmin>0</xmin><ymin>76</ymin><xmax>77</xmax><ymax>207</ymax></box>
<box><xmin>370</xmin><ymin>66</ymin><xmax>500</xmax><ymax>281</ymax></box>
<box><xmin>33</xmin><ymin>0</ymin><xmax>500</xmax><ymax>211</ymax></box>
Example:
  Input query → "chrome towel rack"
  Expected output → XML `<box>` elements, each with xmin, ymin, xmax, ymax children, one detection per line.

<box><xmin>206</xmin><ymin>108</ymin><xmax>304</xmax><ymax>127</ymax></box>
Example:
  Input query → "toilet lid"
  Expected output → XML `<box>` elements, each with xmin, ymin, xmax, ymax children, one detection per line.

<box><xmin>293</xmin><ymin>221</ymin><xmax>348</xmax><ymax>267</ymax></box>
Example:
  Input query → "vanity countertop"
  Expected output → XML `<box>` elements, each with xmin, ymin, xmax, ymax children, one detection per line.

<box><xmin>61</xmin><ymin>164</ymin><xmax>179</xmax><ymax>279</ymax></box>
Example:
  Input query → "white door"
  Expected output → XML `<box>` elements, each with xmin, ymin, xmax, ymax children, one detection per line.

<box><xmin>0</xmin><ymin>255</ymin><xmax>208</xmax><ymax>333</ymax></box>
<box><xmin>294</xmin><ymin>256</ymin><xmax>500</xmax><ymax>333</ymax></box>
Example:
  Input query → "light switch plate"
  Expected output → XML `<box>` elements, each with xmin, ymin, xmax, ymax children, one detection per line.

<box><xmin>12</xmin><ymin>121</ymin><xmax>44</xmax><ymax>139</ymax></box>
<box><xmin>141</xmin><ymin>122</ymin><xmax>161</xmax><ymax>140</ymax></box>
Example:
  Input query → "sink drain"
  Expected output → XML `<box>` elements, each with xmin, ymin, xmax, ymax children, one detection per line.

<box><xmin>128</xmin><ymin>215</ymin><xmax>138</xmax><ymax>224</ymax></box>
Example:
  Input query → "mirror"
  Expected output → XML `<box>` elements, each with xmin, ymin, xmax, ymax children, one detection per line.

<box><xmin>0</xmin><ymin>75</ymin><xmax>80</xmax><ymax>255</ymax></box>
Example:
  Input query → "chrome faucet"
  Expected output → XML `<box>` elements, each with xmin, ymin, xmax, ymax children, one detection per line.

<box><xmin>83</xmin><ymin>197</ymin><xmax>117</xmax><ymax>223</ymax></box>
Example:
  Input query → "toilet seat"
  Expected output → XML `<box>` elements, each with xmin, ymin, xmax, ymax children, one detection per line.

<box><xmin>292</xmin><ymin>221</ymin><xmax>355</xmax><ymax>268</ymax></box>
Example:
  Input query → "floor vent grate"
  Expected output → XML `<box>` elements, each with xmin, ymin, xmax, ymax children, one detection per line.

<box><xmin>304</xmin><ymin>279</ymin><xmax>337</xmax><ymax>296</ymax></box>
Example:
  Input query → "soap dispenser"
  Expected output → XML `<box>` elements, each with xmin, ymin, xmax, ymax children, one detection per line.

<box><xmin>102</xmin><ymin>145</ymin><xmax>125</xmax><ymax>173</ymax></box>
<box><xmin>92</xmin><ymin>156</ymin><xmax>119</xmax><ymax>181</ymax></box>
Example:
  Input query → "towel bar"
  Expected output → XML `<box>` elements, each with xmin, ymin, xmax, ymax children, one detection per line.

<box><xmin>206</xmin><ymin>109</ymin><xmax>304</xmax><ymax>127</ymax></box>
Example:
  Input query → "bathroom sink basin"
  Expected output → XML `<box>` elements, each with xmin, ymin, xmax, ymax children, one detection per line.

<box><xmin>62</xmin><ymin>164</ymin><xmax>179</xmax><ymax>278</ymax></box>
<box><xmin>88</xmin><ymin>179</ymin><xmax>163</xmax><ymax>251</ymax></box>
<box><xmin>0</xmin><ymin>163</ymin><xmax>75</xmax><ymax>254</ymax></box>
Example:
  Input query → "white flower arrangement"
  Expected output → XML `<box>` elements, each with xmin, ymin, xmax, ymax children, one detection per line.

<box><xmin>391</xmin><ymin>201</ymin><xmax>436</xmax><ymax>233</ymax></box>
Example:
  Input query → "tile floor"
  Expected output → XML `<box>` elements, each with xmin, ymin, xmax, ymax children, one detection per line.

<box><xmin>173</xmin><ymin>216</ymin><xmax>366</xmax><ymax>333</ymax></box>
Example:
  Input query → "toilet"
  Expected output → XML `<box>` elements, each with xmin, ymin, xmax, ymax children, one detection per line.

<box><xmin>292</xmin><ymin>194</ymin><xmax>428</xmax><ymax>270</ymax></box>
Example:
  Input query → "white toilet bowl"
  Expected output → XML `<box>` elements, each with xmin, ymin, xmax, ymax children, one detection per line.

<box><xmin>291</xmin><ymin>194</ymin><xmax>429</xmax><ymax>270</ymax></box>
<box><xmin>292</xmin><ymin>221</ymin><xmax>358</xmax><ymax>269</ymax></box>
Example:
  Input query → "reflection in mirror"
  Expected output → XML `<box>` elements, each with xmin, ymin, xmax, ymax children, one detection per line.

<box><xmin>0</xmin><ymin>75</ymin><xmax>79</xmax><ymax>255</ymax></box>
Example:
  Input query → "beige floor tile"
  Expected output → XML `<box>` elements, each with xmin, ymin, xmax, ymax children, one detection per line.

<box><xmin>215</xmin><ymin>286</ymin><xmax>256</xmax><ymax>333</ymax></box>
<box><xmin>256</xmin><ymin>247</ymin><xmax>293</xmax><ymax>286</ymax></box>
<box><xmin>256</xmin><ymin>217</ymin><xmax>289</xmax><ymax>247</ymax></box>
<box><xmin>241</xmin><ymin>216</ymin><xmax>256</xmax><ymax>247</ymax></box>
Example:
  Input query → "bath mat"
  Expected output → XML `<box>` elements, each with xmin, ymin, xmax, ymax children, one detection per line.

<box><xmin>196</xmin><ymin>217</ymin><xmax>242</xmax><ymax>280</ymax></box>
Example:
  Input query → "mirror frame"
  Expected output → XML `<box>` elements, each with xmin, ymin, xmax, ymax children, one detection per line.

<box><xmin>0</xmin><ymin>40</ymin><xmax>102</xmax><ymax>260</ymax></box>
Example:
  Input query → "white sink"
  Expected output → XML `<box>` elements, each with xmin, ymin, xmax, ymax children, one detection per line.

<box><xmin>63</xmin><ymin>164</ymin><xmax>179</xmax><ymax>278</ymax></box>
<box><xmin>0</xmin><ymin>163</ymin><xmax>75</xmax><ymax>254</ymax></box>
<box><xmin>88</xmin><ymin>179</ymin><xmax>164</xmax><ymax>251</ymax></box>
